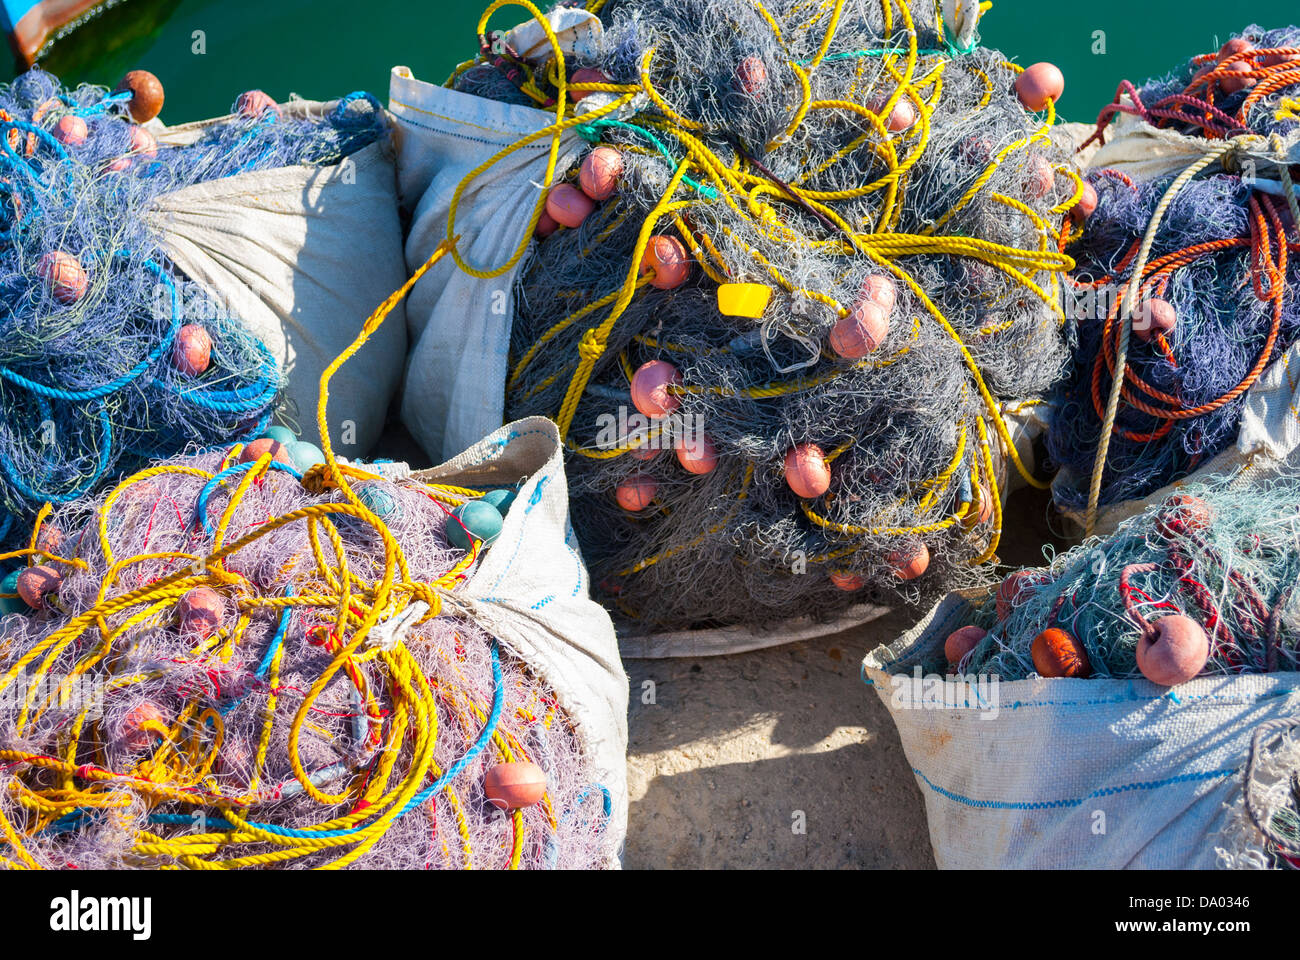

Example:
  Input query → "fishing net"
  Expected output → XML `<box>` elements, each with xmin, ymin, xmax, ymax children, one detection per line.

<box><xmin>1049</xmin><ymin>25</ymin><xmax>1300</xmax><ymax>521</ymax></box>
<box><xmin>863</xmin><ymin>474</ymin><xmax>1300</xmax><ymax>870</ymax></box>
<box><xmin>447</xmin><ymin>0</ymin><xmax>1080</xmax><ymax>633</ymax></box>
<box><xmin>936</xmin><ymin>477</ymin><xmax>1300</xmax><ymax>687</ymax></box>
<box><xmin>0</xmin><ymin>68</ymin><xmax>389</xmax><ymax>548</ymax></box>
<box><xmin>0</xmin><ymin>261</ymin><xmax>617</xmax><ymax>869</ymax></box>
<box><xmin>0</xmin><ymin>448</ymin><xmax>611</xmax><ymax>869</ymax></box>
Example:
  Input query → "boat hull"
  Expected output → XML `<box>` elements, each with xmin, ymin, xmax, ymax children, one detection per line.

<box><xmin>3</xmin><ymin>0</ymin><xmax>106</xmax><ymax>66</ymax></box>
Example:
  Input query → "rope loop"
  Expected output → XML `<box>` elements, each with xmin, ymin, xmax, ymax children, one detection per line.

<box><xmin>577</xmin><ymin>328</ymin><xmax>606</xmax><ymax>361</ymax></box>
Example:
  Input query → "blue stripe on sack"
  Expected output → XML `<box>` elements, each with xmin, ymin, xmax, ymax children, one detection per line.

<box><xmin>465</xmin><ymin>432</ymin><xmax>517</xmax><ymax>467</ymax></box>
<box><xmin>996</xmin><ymin>684</ymin><xmax>1300</xmax><ymax>710</ymax></box>
<box><xmin>526</xmin><ymin>475</ymin><xmax>549</xmax><ymax>513</ymax></box>
<box><xmin>910</xmin><ymin>766</ymin><xmax>1236</xmax><ymax>811</ymax></box>
<box><xmin>462</xmin><ymin>427</ymin><xmax>553</xmax><ymax>469</ymax></box>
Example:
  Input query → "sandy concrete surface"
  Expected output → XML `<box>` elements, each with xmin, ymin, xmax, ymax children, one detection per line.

<box><xmin>623</xmin><ymin>609</ymin><xmax>936</xmax><ymax>869</ymax></box>
<box><xmin>622</xmin><ymin>486</ymin><xmax>1067</xmax><ymax>869</ymax></box>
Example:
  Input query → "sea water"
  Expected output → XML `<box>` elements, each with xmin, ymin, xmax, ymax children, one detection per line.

<box><xmin>5</xmin><ymin>0</ymin><xmax>1299</xmax><ymax>133</ymax></box>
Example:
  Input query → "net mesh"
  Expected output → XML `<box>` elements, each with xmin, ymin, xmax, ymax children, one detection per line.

<box><xmin>1050</xmin><ymin>24</ymin><xmax>1300</xmax><ymax>510</ymax></box>
<box><xmin>0</xmin><ymin>446</ymin><xmax>613</xmax><ymax>870</ymax></box>
<box><xmin>935</xmin><ymin>477</ymin><xmax>1300</xmax><ymax>684</ymax></box>
<box><xmin>453</xmin><ymin>0</ymin><xmax>1080</xmax><ymax>633</ymax></box>
<box><xmin>0</xmin><ymin>69</ymin><xmax>388</xmax><ymax>547</ymax></box>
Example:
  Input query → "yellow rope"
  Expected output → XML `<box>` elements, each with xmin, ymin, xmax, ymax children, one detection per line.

<box><xmin>0</xmin><ymin>238</ymin><xmax>558</xmax><ymax>870</ymax></box>
<box><xmin>446</xmin><ymin>0</ymin><xmax>1072</xmax><ymax>584</ymax></box>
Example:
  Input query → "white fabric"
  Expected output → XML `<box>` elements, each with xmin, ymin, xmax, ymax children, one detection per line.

<box><xmin>502</xmin><ymin>6</ymin><xmax>603</xmax><ymax>62</ymax></box>
<box><xmin>144</xmin><ymin>100</ymin><xmax>408</xmax><ymax>455</ymax></box>
<box><xmin>413</xmin><ymin>416</ymin><xmax>629</xmax><ymax>864</ymax></box>
<box><xmin>941</xmin><ymin>0</ymin><xmax>982</xmax><ymax>51</ymax></box>
<box><xmin>864</xmin><ymin>588</ymin><xmax>1300</xmax><ymax>868</ymax></box>
<box><xmin>1085</xmin><ymin>108</ymin><xmax>1300</xmax><ymax>182</ymax></box>
<box><xmin>1088</xmin><ymin>109</ymin><xmax>1217</xmax><ymax>182</ymax></box>
<box><xmin>389</xmin><ymin>65</ymin><xmax>585</xmax><ymax>462</ymax></box>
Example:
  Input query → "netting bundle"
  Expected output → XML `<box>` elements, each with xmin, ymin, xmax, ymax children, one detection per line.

<box><xmin>0</xmin><ymin>442</ymin><xmax>614</xmax><ymax>869</ymax></box>
<box><xmin>451</xmin><ymin>0</ymin><xmax>1082</xmax><ymax>633</ymax></box>
<box><xmin>0</xmin><ymin>67</ymin><xmax>389</xmax><ymax>546</ymax></box>
<box><xmin>1049</xmin><ymin>25</ymin><xmax>1300</xmax><ymax>518</ymax></box>
<box><xmin>863</xmin><ymin>471</ymin><xmax>1300</xmax><ymax>870</ymax></box>
<box><xmin>1117</xmin><ymin>25</ymin><xmax>1300</xmax><ymax>141</ymax></box>
<box><xmin>935</xmin><ymin>477</ymin><xmax>1300</xmax><ymax>685</ymax></box>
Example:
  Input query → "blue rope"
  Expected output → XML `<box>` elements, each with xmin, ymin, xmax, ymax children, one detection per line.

<box><xmin>0</xmin><ymin>400</ymin><xmax>114</xmax><ymax>504</ymax></box>
<box><xmin>574</xmin><ymin>118</ymin><xmax>719</xmax><ymax>199</ymax></box>
<box><xmin>0</xmin><ymin>256</ymin><xmax>180</xmax><ymax>402</ymax></box>
<box><xmin>196</xmin><ymin>459</ymin><xmax>304</xmax><ymax>535</ymax></box>
<box><xmin>561</xmin><ymin>782</ymin><xmax>613</xmax><ymax>828</ymax></box>
<box><xmin>255</xmin><ymin>587</ymin><xmax>295</xmax><ymax>680</ymax></box>
<box><xmin>159</xmin><ymin>337</ymin><xmax>281</xmax><ymax>413</ymax></box>
<box><xmin>0</xmin><ymin>247</ymin><xmax>279</xmax><ymax>524</ymax></box>
<box><xmin>0</xmin><ymin>119</ymin><xmax>68</xmax><ymax>189</ymax></box>
<box><xmin>73</xmin><ymin>91</ymin><xmax>132</xmax><ymax>116</ymax></box>
<box><xmin>332</xmin><ymin>92</ymin><xmax>384</xmax><ymax>127</ymax></box>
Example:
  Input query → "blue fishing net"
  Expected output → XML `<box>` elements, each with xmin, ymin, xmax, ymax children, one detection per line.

<box><xmin>950</xmin><ymin>477</ymin><xmax>1300</xmax><ymax>681</ymax></box>
<box><xmin>1050</xmin><ymin>25</ymin><xmax>1300</xmax><ymax>512</ymax></box>
<box><xmin>0</xmin><ymin>69</ymin><xmax>387</xmax><ymax>547</ymax></box>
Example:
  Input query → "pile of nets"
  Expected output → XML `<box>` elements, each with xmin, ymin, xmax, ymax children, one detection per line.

<box><xmin>0</xmin><ymin>67</ymin><xmax>388</xmax><ymax>546</ymax></box>
<box><xmin>453</xmin><ymin>0</ymin><xmax>1082</xmax><ymax>632</ymax></box>
<box><xmin>0</xmin><ymin>439</ymin><xmax>613</xmax><ymax>870</ymax></box>
<box><xmin>1049</xmin><ymin>24</ymin><xmax>1300</xmax><ymax>520</ymax></box>
<box><xmin>936</xmin><ymin>477</ymin><xmax>1300</xmax><ymax>686</ymax></box>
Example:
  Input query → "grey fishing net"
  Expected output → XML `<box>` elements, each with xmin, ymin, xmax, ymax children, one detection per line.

<box><xmin>450</xmin><ymin>0</ymin><xmax>1081</xmax><ymax>633</ymax></box>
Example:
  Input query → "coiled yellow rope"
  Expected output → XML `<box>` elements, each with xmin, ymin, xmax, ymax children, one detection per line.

<box><xmin>456</xmin><ymin>0</ymin><xmax>1073</xmax><ymax>577</ymax></box>
<box><xmin>0</xmin><ymin>239</ymin><xmax>555</xmax><ymax>870</ymax></box>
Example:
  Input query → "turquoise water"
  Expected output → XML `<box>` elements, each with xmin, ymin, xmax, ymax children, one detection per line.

<box><xmin>5</xmin><ymin>0</ymin><xmax>1300</xmax><ymax>125</ymax></box>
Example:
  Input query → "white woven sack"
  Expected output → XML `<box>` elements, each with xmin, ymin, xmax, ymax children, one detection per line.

<box><xmin>389</xmin><ymin>61</ymin><xmax>587</xmax><ymax>463</ymax></box>
<box><xmin>412</xmin><ymin>415</ymin><xmax>629</xmax><ymax>864</ymax></box>
<box><xmin>863</xmin><ymin>585</ymin><xmax>1300</xmax><ymax>868</ymax></box>
<box><xmin>144</xmin><ymin>99</ymin><xmax>409</xmax><ymax>455</ymax></box>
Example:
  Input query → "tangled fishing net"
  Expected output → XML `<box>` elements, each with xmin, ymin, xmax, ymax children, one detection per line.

<box><xmin>0</xmin><ymin>67</ymin><xmax>388</xmax><ymax>547</ymax></box>
<box><xmin>935</xmin><ymin>477</ymin><xmax>1300</xmax><ymax>689</ymax></box>
<box><xmin>0</xmin><ymin>286</ymin><xmax>615</xmax><ymax>868</ymax></box>
<box><xmin>1049</xmin><ymin>25</ymin><xmax>1300</xmax><ymax>521</ymax></box>
<box><xmin>448</xmin><ymin>0</ymin><xmax>1083</xmax><ymax>632</ymax></box>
